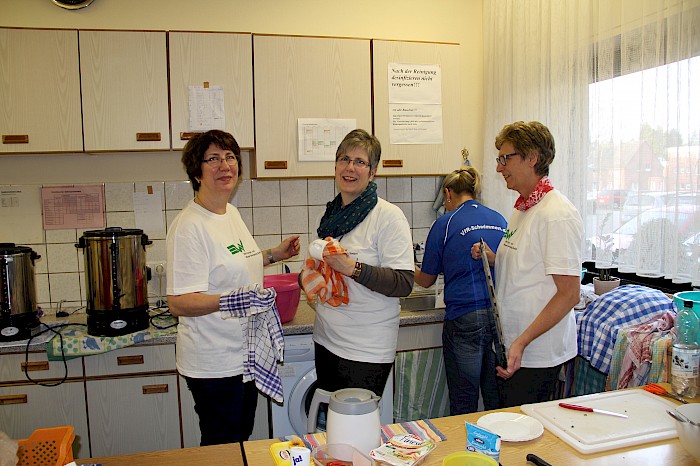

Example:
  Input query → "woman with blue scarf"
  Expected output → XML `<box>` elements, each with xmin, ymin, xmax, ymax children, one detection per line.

<box><xmin>308</xmin><ymin>129</ymin><xmax>415</xmax><ymax>398</ymax></box>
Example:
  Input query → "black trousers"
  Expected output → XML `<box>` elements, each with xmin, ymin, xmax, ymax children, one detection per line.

<box><xmin>314</xmin><ymin>342</ymin><xmax>393</xmax><ymax>397</ymax></box>
<box><xmin>498</xmin><ymin>361</ymin><xmax>569</xmax><ymax>408</ymax></box>
<box><xmin>184</xmin><ymin>375</ymin><xmax>258</xmax><ymax>446</ymax></box>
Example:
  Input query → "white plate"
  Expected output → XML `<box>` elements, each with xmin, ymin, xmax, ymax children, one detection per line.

<box><xmin>477</xmin><ymin>412</ymin><xmax>544</xmax><ymax>442</ymax></box>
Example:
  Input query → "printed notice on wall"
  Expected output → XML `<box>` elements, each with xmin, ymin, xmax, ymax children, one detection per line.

<box><xmin>388</xmin><ymin>63</ymin><xmax>443</xmax><ymax>144</ymax></box>
<box><xmin>189</xmin><ymin>85</ymin><xmax>225</xmax><ymax>131</ymax></box>
<box><xmin>133</xmin><ymin>191</ymin><xmax>165</xmax><ymax>238</ymax></box>
<box><xmin>41</xmin><ymin>185</ymin><xmax>105</xmax><ymax>230</ymax></box>
<box><xmin>298</xmin><ymin>118</ymin><xmax>356</xmax><ymax>161</ymax></box>
<box><xmin>0</xmin><ymin>186</ymin><xmax>44</xmax><ymax>243</ymax></box>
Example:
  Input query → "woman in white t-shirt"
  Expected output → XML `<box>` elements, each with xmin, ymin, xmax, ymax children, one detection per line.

<box><xmin>472</xmin><ymin>121</ymin><xmax>583</xmax><ymax>407</ymax></box>
<box><xmin>303</xmin><ymin>129</ymin><xmax>415</xmax><ymax>399</ymax></box>
<box><xmin>166</xmin><ymin>130</ymin><xmax>300</xmax><ymax>445</ymax></box>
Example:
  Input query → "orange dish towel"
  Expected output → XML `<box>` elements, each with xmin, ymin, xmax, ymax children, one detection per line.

<box><xmin>301</xmin><ymin>238</ymin><xmax>349</xmax><ymax>307</ymax></box>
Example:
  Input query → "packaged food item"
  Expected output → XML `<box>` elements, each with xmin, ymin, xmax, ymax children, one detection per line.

<box><xmin>369</xmin><ymin>434</ymin><xmax>435</xmax><ymax>466</ymax></box>
<box><xmin>312</xmin><ymin>443</ymin><xmax>375</xmax><ymax>466</ymax></box>
<box><xmin>270</xmin><ymin>436</ymin><xmax>305</xmax><ymax>466</ymax></box>
<box><xmin>465</xmin><ymin>422</ymin><xmax>500</xmax><ymax>463</ymax></box>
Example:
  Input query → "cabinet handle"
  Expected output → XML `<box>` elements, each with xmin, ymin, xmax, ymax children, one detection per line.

<box><xmin>383</xmin><ymin>160</ymin><xmax>404</xmax><ymax>168</ymax></box>
<box><xmin>0</xmin><ymin>395</ymin><xmax>28</xmax><ymax>405</ymax></box>
<box><xmin>136</xmin><ymin>132</ymin><xmax>161</xmax><ymax>142</ymax></box>
<box><xmin>180</xmin><ymin>132</ymin><xmax>199</xmax><ymax>140</ymax></box>
<box><xmin>21</xmin><ymin>361</ymin><xmax>50</xmax><ymax>372</ymax></box>
<box><xmin>264</xmin><ymin>161</ymin><xmax>288</xmax><ymax>170</ymax></box>
<box><xmin>2</xmin><ymin>135</ymin><xmax>29</xmax><ymax>144</ymax></box>
<box><xmin>117</xmin><ymin>355</ymin><xmax>144</xmax><ymax>366</ymax></box>
<box><xmin>142</xmin><ymin>384</ymin><xmax>169</xmax><ymax>395</ymax></box>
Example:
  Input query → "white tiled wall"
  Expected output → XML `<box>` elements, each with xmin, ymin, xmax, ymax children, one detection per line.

<box><xmin>0</xmin><ymin>176</ymin><xmax>441</xmax><ymax>310</ymax></box>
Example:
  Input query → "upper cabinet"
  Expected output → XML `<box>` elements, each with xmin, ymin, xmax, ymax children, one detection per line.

<box><xmin>0</xmin><ymin>28</ymin><xmax>83</xmax><ymax>153</ymax></box>
<box><xmin>253</xmin><ymin>35</ymin><xmax>372</xmax><ymax>178</ymax></box>
<box><xmin>80</xmin><ymin>30</ymin><xmax>170</xmax><ymax>152</ymax></box>
<box><xmin>372</xmin><ymin>40</ymin><xmax>463</xmax><ymax>175</ymax></box>
<box><xmin>169</xmin><ymin>32</ymin><xmax>254</xmax><ymax>150</ymax></box>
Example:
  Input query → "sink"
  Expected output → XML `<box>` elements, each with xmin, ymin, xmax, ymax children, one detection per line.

<box><xmin>400</xmin><ymin>294</ymin><xmax>439</xmax><ymax>311</ymax></box>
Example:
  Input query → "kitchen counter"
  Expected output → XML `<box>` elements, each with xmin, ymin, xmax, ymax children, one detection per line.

<box><xmin>0</xmin><ymin>300</ymin><xmax>445</xmax><ymax>353</ymax></box>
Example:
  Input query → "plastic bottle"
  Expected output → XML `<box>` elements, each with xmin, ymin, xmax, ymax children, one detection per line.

<box><xmin>671</xmin><ymin>300</ymin><xmax>699</xmax><ymax>398</ymax></box>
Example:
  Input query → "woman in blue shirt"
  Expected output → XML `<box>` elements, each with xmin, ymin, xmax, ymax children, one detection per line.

<box><xmin>415</xmin><ymin>167</ymin><xmax>507</xmax><ymax>414</ymax></box>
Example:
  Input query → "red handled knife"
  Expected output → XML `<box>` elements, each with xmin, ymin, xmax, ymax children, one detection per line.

<box><xmin>558</xmin><ymin>402</ymin><xmax>628</xmax><ymax>418</ymax></box>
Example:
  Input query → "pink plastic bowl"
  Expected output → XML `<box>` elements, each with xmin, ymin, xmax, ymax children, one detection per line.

<box><xmin>263</xmin><ymin>272</ymin><xmax>300</xmax><ymax>323</ymax></box>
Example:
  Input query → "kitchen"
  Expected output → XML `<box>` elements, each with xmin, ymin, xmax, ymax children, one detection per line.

<box><xmin>2</xmin><ymin>0</ymin><xmax>700</xmax><ymax>465</ymax></box>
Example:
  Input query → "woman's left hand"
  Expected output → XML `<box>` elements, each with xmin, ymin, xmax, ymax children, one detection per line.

<box><xmin>274</xmin><ymin>235</ymin><xmax>301</xmax><ymax>261</ymax></box>
<box><xmin>496</xmin><ymin>338</ymin><xmax>525</xmax><ymax>379</ymax></box>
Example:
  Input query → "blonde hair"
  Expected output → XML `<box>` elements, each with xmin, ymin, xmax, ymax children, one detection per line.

<box><xmin>441</xmin><ymin>167</ymin><xmax>482</xmax><ymax>201</ymax></box>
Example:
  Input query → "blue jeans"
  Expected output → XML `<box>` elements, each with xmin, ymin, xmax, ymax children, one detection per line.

<box><xmin>184</xmin><ymin>375</ymin><xmax>258</xmax><ymax>446</ymax></box>
<box><xmin>442</xmin><ymin>309</ymin><xmax>500</xmax><ymax>414</ymax></box>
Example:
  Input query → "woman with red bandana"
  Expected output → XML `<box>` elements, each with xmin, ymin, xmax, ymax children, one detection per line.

<box><xmin>472</xmin><ymin>121</ymin><xmax>583</xmax><ymax>407</ymax></box>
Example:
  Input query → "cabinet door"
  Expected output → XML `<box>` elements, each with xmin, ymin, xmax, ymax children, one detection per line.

<box><xmin>0</xmin><ymin>382</ymin><xmax>89</xmax><ymax>458</ymax></box>
<box><xmin>0</xmin><ymin>351</ymin><xmax>83</xmax><ymax>383</ymax></box>
<box><xmin>0</xmin><ymin>28</ymin><xmax>83</xmax><ymax>153</ymax></box>
<box><xmin>169</xmin><ymin>32</ymin><xmax>254</xmax><ymax>150</ymax></box>
<box><xmin>254</xmin><ymin>35</ymin><xmax>372</xmax><ymax>178</ymax></box>
<box><xmin>372</xmin><ymin>40</ymin><xmax>463</xmax><ymax>175</ymax></box>
<box><xmin>86</xmin><ymin>374</ymin><xmax>180</xmax><ymax>457</ymax></box>
<box><xmin>80</xmin><ymin>30</ymin><xmax>170</xmax><ymax>152</ymax></box>
<box><xmin>83</xmin><ymin>344</ymin><xmax>175</xmax><ymax>377</ymax></box>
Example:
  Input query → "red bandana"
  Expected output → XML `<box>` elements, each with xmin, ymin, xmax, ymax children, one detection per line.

<box><xmin>514</xmin><ymin>176</ymin><xmax>554</xmax><ymax>211</ymax></box>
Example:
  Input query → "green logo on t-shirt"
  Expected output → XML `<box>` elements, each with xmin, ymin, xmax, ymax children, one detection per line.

<box><xmin>503</xmin><ymin>228</ymin><xmax>517</xmax><ymax>240</ymax></box>
<box><xmin>227</xmin><ymin>240</ymin><xmax>245</xmax><ymax>255</ymax></box>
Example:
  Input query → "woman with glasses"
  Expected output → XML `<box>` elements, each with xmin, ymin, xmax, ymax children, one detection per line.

<box><xmin>414</xmin><ymin>167</ymin><xmax>507</xmax><ymax>414</ymax></box>
<box><xmin>166</xmin><ymin>129</ymin><xmax>300</xmax><ymax>445</ymax></box>
<box><xmin>472</xmin><ymin>121</ymin><xmax>583</xmax><ymax>407</ymax></box>
<box><xmin>304</xmin><ymin>128</ymin><xmax>414</xmax><ymax>399</ymax></box>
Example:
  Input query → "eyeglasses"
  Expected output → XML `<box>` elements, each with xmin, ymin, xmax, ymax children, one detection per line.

<box><xmin>336</xmin><ymin>155</ymin><xmax>370</xmax><ymax>169</ymax></box>
<box><xmin>496</xmin><ymin>152</ymin><xmax>519</xmax><ymax>166</ymax></box>
<box><xmin>202</xmin><ymin>155</ymin><xmax>238</xmax><ymax>167</ymax></box>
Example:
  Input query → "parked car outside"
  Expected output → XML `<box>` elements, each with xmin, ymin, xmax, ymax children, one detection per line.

<box><xmin>596</xmin><ymin>189</ymin><xmax>628</xmax><ymax>208</ymax></box>
<box><xmin>621</xmin><ymin>191</ymin><xmax>669</xmax><ymax>222</ymax></box>
<box><xmin>589</xmin><ymin>205</ymin><xmax>700</xmax><ymax>260</ymax></box>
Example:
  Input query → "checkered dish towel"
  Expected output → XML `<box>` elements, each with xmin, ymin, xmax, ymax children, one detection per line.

<box><xmin>219</xmin><ymin>284</ymin><xmax>285</xmax><ymax>403</ymax></box>
<box><xmin>300</xmin><ymin>237</ymin><xmax>349</xmax><ymax>307</ymax></box>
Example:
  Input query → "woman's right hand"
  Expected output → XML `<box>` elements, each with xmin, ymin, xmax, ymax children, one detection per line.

<box><xmin>471</xmin><ymin>241</ymin><xmax>495</xmax><ymax>266</ymax></box>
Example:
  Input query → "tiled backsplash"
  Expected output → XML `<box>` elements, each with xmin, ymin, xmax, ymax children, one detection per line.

<box><xmin>1</xmin><ymin>176</ymin><xmax>442</xmax><ymax>310</ymax></box>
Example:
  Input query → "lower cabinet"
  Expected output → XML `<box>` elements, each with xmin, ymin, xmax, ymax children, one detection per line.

<box><xmin>0</xmin><ymin>381</ymin><xmax>89</xmax><ymax>458</ymax></box>
<box><xmin>86</xmin><ymin>374</ymin><xmax>181</xmax><ymax>457</ymax></box>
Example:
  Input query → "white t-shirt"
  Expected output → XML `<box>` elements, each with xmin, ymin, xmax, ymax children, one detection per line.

<box><xmin>494</xmin><ymin>189</ymin><xmax>583</xmax><ymax>368</ymax></box>
<box><xmin>312</xmin><ymin>198</ymin><xmax>414</xmax><ymax>363</ymax></box>
<box><xmin>166</xmin><ymin>200</ymin><xmax>263</xmax><ymax>378</ymax></box>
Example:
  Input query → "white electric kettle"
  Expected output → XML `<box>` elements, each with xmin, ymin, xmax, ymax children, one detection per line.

<box><xmin>307</xmin><ymin>388</ymin><xmax>382</xmax><ymax>455</ymax></box>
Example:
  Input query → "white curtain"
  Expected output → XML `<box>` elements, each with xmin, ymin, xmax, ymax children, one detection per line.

<box><xmin>482</xmin><ymin>0</ymin><xmax>700</xmax><ymax>286</ymax></box>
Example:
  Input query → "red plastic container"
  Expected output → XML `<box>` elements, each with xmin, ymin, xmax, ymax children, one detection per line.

<box><xmin>264</xmin><ymin>272</ymin><xmax>301</xmax><ymax>323</ymax></box>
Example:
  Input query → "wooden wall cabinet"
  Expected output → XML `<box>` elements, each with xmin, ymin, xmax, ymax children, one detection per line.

<box><xmin>79</xmin><ymin>30</ymin><xmax>170</xmax><ymax>152</ymax></box>
<box><xmin>0</xmin><ymin>28</ymin><xmax>83</xmax><ymax>154</ymax></box>
<box><xmin>169</xmin><ymin>32</ymin><xmax>255</xmax><ymax>150</ymax></box>
<box><xmin>372</xmin><ymin>40</ymin><xmax>463</xmax><ymax>175</ymax></box>
<box><xmin>253</xmin><ymin>35</ymin><xmax>372</xmax><ymax>178</ymax></box>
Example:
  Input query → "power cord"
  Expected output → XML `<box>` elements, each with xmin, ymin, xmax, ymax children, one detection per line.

<box><xmin>23</xmin><ymin>322</ymin><xmax>87</xmax><ymax>387</ymax></box>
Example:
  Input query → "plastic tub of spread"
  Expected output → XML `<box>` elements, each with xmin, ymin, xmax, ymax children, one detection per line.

<box><xmin>312</xmin><ymin>443</ymin><xmax>376</xmax><ymax>466</ymax></box>
<box><xmin>442</xmin><ymin>451</ymin><xmax>499</xmax><ymax>466</ymax></box>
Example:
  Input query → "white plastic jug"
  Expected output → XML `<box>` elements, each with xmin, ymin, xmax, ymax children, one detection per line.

<box><xmin>307</xmin><ymin>388</ymin><xmax>382</xmax><ymax>455</ymax></box>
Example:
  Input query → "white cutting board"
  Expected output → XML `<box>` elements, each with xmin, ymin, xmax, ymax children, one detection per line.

<box><xmin>521</xmin><ymin>389</ymin><xmax>678</xmax><ymax>454</ymax></box>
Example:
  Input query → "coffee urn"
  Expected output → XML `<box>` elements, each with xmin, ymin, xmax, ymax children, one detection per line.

<box><xmin>76</xmin><ymin>227</ymin><xmax>151</xmax><ymax>336</ymax></box>
<box><xmin>0</xmin><ymin>243</ymin><xmax>41</xmax><ymax>341</ymax></box>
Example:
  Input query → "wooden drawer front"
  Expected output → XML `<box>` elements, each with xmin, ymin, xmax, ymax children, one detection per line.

<box><xmin>84</xmin><ymin>345</ymin><xmax>176</xmax><ymax>377</ymax></box>
<box><xmin>0</xmin><ymin>382</ymin><xmax>89</xmax><ymax>459</ymax></box>
<box><xmin>0</xmin><ymin>352</ymin><xmax>83</xmax><ymax>384</ymax></box>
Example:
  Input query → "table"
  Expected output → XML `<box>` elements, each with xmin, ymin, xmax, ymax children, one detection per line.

<box><xmin>75</xmin><ymin>442</ymin><xmax>244</xmax><ymax>466</ymax></box>
<box><xmin>243</xmin><ymin>385</ymin><xmax>698</xmax><ymax>466</ymax></box>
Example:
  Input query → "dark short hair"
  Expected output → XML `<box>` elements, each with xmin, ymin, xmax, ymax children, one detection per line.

<box><xmin>495</xmin><ymin>121</ymin><xmax>555</xmax><ymax>176</ymax></box>
<box><xmin>181</xmin><ymin>130</ymin><xmax>241</xmax><ymax>191</ymax></box>
<box><xmin>335</xmin><ymin>129</ymin><xmax>381</xmax><ymax>171</ymax></box>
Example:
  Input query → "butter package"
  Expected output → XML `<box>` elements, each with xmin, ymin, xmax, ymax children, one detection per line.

<box><xmin>269</xmin><ymin>436</ymin><xmax>305</xmax><ymax>466</ymax></box>
<box><xmin>369</xmin><ymin>434</ymin><xmax>435</xmax><ymax>466</ymax></box>
<box><xmin>465</xmin><ymin>422</ymin><xmax>500</xmax><ymax>462</ymax></box>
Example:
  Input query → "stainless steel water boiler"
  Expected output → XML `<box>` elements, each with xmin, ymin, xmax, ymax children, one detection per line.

<box><xmin>0</xmin><ymin>243</ymin><xmax>41</xmax><ymax>341</ymax></box>
<box><xmin>76</xmin><ymin>227</ymin><xmax>151</xmax><ymax>336</ymax></box>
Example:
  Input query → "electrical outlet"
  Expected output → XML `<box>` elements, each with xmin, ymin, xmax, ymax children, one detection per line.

<box><xmin>147</xmin><ymin>261</ymin><xmax>167</xmax><ymax>306</ymax></box>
